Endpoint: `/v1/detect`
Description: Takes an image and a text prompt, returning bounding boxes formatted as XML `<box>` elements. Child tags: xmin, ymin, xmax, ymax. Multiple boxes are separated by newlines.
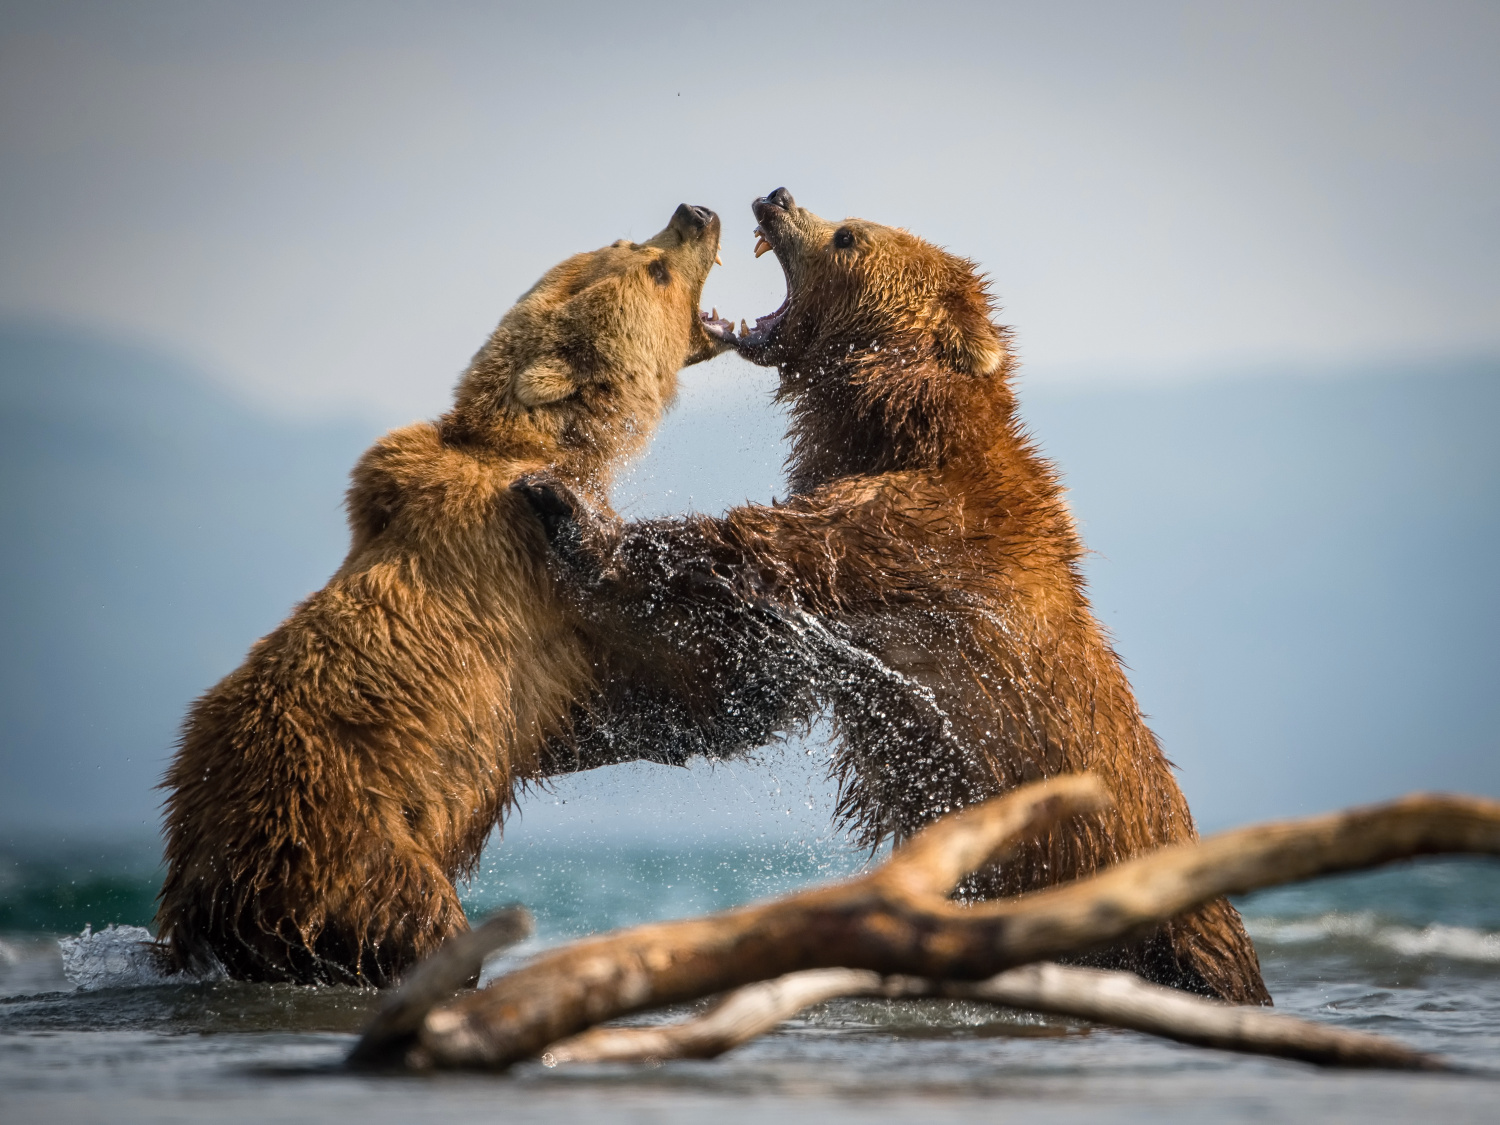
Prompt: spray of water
<box><xmin>58</xmin><ymin>924</ymin><xmax>222</xmax><ymax>990</ymax></box>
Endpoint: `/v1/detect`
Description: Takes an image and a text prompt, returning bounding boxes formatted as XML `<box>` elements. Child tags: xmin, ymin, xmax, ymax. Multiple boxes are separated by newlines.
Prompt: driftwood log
<box><xmin>351</xmin><ymin>776</ymin><xmax>1500</xmax><ymax>1071</ymax></box>
<box><xmin>540</xmin><ymin>963</ymin><xmax>1444</xmax><ymax>1071</ymax></box>
<box><xmin>352</xmin><ymin>906</ymin><xmax>532</xmax><ymax>1058</ymax></box>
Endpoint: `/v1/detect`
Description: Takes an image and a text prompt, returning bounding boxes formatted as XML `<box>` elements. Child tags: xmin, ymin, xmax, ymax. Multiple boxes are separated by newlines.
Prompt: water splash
<box><xmin>58</xmin><ymin>924</ymin><xmax>220</xmax><ymax>990</ymax></box>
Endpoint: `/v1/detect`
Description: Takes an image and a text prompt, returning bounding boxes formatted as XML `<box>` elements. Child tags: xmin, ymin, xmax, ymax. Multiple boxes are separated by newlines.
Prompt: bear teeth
<box><xmin>754</xmin><ymin>236</ymin><xmax>772</xmax><ymax>259</ymax></box>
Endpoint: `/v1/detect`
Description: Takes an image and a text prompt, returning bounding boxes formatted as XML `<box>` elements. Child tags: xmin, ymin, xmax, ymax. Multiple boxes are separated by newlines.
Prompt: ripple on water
<box><xmin>2</xmin><ymin>849</ymin><xmax>1500</xmax><ymax>1122</ymax></box>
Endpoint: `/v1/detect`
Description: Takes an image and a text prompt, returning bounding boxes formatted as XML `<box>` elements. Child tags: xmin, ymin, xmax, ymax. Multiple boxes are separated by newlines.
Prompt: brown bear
<box><xmin>156</xmin><ymin>203</ymin><xmax>728</xmax><ymax>986</ymax></box>
<box><xmin>518</xmin><ymin>188</ymin><xmax>1271</xmax><ymax>1004</ymax></box>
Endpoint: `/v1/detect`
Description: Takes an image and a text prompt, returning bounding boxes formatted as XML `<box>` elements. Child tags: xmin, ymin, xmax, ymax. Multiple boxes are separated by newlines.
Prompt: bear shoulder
<box><xmin>345</xmin><ymin>423</ymin><xmax>512</xmax><ymax>552</ymax></box>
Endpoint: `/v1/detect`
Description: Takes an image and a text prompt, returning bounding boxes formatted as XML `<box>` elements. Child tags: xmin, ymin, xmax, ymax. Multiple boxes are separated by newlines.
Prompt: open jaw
<box><xmin>699</xmin><ymin>288</ymin><xmax>788</xmax><ymax>352</ymax></box>
<box><xmin>699</xmin><ymin>214</ymin><xmax>793</xmax><ymax>353</ymax></box>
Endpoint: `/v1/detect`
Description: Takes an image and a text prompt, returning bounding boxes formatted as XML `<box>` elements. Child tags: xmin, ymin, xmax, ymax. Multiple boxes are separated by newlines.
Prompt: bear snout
<box><xmin>670</xmin><ymin>203</ymin><xmax>717</xmax><ymax>237</ymax></box>
<box><xmin>755</xmin><ymin>187</ymin><xmax>796</xmax><ymax>216</ymax></box>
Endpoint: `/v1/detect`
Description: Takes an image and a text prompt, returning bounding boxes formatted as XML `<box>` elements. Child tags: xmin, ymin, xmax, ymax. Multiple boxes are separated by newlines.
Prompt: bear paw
<box><xmin>511</xmin><ymin>473</ymin><xmax>609</xmax><ymax>580</ymax></box>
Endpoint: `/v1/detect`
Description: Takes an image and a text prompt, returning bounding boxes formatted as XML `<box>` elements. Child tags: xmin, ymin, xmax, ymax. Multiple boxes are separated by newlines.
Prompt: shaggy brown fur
<box><xmin>156</xmin><ymin>204</ymin><xmax>726</xmax><ymax>986</ymax></box>
<box><xmin>521</xmin><ymin>189</ymin><xmax>1270</xmax><ymax>1004</ymax></box>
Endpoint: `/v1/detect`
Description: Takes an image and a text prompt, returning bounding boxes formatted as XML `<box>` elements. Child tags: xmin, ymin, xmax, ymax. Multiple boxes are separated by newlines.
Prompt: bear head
<box><xmin>444</xmin><ymin>203</ymin><xmax>727</xmax><ymax>482</ymax></box>
<box><xmin>708</xmin><ymin>187</ymin><xmax>1007</xmax><ymax>382</ymax></box>
<box><xmin>706</xmin><ymin>188</ymin><xmax>1012</xmax><ymax>487</ymax></box>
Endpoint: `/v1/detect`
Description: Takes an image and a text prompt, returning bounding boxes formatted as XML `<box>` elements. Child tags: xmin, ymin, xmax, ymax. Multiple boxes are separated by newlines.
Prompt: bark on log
<box><xmin>349</xmin><ymin>906</ymin><xmax>531</xmax><ymax>1065</ymax></box>
<box><xmin>935</xmin><ymin>964</ymin><xmax>1446</xmax><ymax>1070</ymax></box>
<box><xmin>541</xmin><ymin>968</ymin><xmax>885</xmax><ymax>1065</ymax></box>
<box><xmin>541</xmin><ymin>963</ymin><xmax>1447</xmax><ymax>1071</ymax></box>
<box><xmin>358</xmin><ymin>774</ymin><xmax>1106</xmax><ymax>1068</ymax></box>
<box><xmin>355</xmin><ymin>779</ymin><xmax>1500</xmax><ymax>1071</ymax></box>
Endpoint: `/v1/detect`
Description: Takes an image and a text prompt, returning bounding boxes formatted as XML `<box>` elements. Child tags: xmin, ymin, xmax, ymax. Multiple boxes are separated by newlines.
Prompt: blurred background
<box><xmin>1</xmin><ymin>2</ymin><xmax>1496</xmax><ymax>927</ymax></box>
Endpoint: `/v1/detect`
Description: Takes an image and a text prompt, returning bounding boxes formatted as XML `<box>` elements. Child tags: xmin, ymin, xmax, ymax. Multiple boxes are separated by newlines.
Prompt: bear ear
<box><xmin>513</xmin><ymin>357</ymin><xmax>580</xmax><ymax>407</ymax></box>
<box><xmin>931</xmin><ymin>291</ymin><xmax>1007</xmax><ymax>377</ymax></box>
<box><xmin>512</xmin><ymin>274</ymin><xmax>629</xmax><ymax>409</ymax></box>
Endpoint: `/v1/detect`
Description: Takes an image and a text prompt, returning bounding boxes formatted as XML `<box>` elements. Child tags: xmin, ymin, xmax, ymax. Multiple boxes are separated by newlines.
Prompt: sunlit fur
<box><xmin>156</xmin><ymin>206</ymin><xmax>724</xmax><ymax>986</ymax></box>
<box><xmin>554</xmin><ymin>192</ymin><xmax>1270</xmax><ymax>1004</ymax></box>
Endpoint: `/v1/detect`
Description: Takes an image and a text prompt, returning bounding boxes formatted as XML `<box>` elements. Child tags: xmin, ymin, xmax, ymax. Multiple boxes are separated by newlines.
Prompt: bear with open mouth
<box><xmin>518</xmin><ymin>188</ymin><xmax>1270</xmax><ymax>1004</ymax></box>
<box><xmin>157</xmin><ymin>204</ymin><xmax>731</xmax><ymax>986</ymax></box>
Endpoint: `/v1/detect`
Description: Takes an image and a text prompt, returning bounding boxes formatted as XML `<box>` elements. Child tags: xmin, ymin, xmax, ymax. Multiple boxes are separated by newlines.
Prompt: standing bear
<box><xmin>157</xmin><ymin>203</ymin><xmax>727</xmax><ymax>986</ymax></box>
<box><xmin>519</xmin><ymin>189</ymin><xmax>1270</xmax><ymax>1004</ymax></box>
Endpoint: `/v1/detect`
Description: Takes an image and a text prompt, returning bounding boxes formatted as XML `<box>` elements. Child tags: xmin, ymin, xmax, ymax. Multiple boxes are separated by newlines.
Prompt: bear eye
<box><xmin>833</xmin><ymin>227</ymin><xmax>856</xmax><ymax>250</ymax></box>
<box><xmin>647</xmin><ymin>259</ymin><xmax>671</xmax><ymax>287</ymax></box>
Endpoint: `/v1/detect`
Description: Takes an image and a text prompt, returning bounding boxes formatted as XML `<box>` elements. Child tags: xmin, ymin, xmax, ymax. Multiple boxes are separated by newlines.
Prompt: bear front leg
<box><xmin>513</xmin><ymin>473</ymin><xmax>752</xmax><ymax>607</ymax></box>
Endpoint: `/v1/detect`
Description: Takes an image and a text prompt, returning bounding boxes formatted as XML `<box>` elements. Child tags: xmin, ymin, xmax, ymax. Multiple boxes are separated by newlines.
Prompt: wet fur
<box><xmin>535</xmin><ymin>193</ymin><xmax>1270</xmax><ymax>1004</ymax></box>
<box><xmin>156</xmin><ymin>207</ymin><xmax>724</xmax><ymax>985</ymax></box>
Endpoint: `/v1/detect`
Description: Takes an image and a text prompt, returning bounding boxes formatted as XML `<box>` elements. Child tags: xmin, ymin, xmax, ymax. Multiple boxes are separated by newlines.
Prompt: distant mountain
<box><xmin>1</xmin><ymin>322</ymin><xmax>1496</xmax><ymax>837</ymax></box>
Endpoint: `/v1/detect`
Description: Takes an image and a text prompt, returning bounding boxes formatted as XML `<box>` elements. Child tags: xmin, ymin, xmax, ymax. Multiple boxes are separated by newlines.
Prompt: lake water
<box><xmin>3</xmin><ymin>831</ymin><xmax>1499</xmax><ymax>1124</ymax></box>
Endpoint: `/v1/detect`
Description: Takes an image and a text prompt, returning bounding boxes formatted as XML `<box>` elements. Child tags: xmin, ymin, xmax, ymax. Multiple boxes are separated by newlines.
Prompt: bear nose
<box><xmin>764</xmin><ymin>187</ymin><xmax>795</xmax><ymax>212</ymax></box>
<box><xmin>671</xmin><ymin>203</ymin><xmax>715</xmax><ymax>233</ymax></box>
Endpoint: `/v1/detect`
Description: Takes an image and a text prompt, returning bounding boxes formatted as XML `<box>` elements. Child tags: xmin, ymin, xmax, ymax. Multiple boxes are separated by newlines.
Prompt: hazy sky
<box><xmin>2</xmin><ymin>3</ymin><xmax>1498</xmax><ymax>841</ymax></box>
<box><xmin>3</xmin><ymin>1</ymin><xmax>1497</xmax><ymax>421</ymax></box>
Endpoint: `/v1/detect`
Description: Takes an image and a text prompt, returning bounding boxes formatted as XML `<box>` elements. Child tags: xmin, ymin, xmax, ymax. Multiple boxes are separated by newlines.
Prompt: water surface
<box><xmin>2</xmin><ymin>836</ymin><xmax>1497</xmax><ymax>1123</ymax></box>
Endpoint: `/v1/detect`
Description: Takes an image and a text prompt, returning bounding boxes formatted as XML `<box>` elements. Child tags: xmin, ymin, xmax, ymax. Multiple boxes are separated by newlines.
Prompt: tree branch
<box><xmin>350</xmin><ymin>906</ymin><xmax>532</xmax><ymax>1066</ymax></box>
<box><xmin>354</xmin><ymin>782</ymin><xmax>1500</xmax><ymax>1071</ymax></box>
<box><xmin>378</xmin><ymin>775</ymin><xmax>1106</xmax><ymax>1069</ymax></box>
<box><xmin>541</xmin><ymin>968</ymin><xmax>885</xmax><ymax>1065</ymax></box>
<box><xmin>937</xmin><ymin>964</ymin><xmax>1445</xmax><ymax>1070</ymax></box>
<box><xmin>541</xmin><ymin>962</ymin><xmax>1447</xmax><ymax>1071</ymax></box>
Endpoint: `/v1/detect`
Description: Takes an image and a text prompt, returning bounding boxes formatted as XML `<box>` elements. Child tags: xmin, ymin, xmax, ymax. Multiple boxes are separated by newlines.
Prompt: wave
<box><xmin>57</xmin><ymin>924</ymin><xmax>221</xmax><ymax>990</ymax></box>
<box><xmin>1247</xmin><ymin>911</ymin><xmax>1500</xmax><ymax>963</ymax></box>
